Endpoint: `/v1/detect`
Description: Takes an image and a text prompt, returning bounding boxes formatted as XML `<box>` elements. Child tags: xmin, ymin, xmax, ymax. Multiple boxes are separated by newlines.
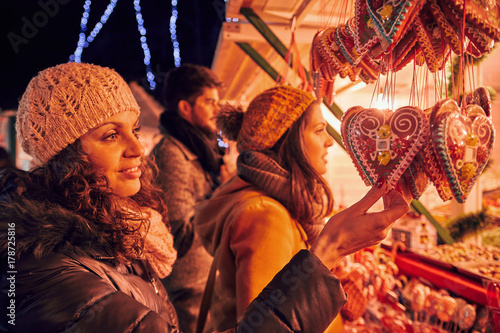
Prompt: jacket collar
<box><xmin>0</xmin><ymin>193</ymin><xmax>114</xmax><ymax>260</ymax></box>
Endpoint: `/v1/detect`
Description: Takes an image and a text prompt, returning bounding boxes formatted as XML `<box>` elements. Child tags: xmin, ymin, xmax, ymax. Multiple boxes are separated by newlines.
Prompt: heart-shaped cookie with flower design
<box><xmin>431</xmin><ymin>98</ymin><xmax>495</xmax><ymax>203</ymax></box>
<box><xmin>343</xmin><ymin>106</ymin><xmax>428</xmax><ymax>189</ymax></box>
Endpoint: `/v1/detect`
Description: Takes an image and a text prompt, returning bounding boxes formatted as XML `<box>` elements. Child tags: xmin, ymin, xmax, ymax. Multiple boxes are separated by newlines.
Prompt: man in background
<box><xmin>150</xmin><ymin>64</ymin><xmax>234</xmax><ymax>333</ymax></box>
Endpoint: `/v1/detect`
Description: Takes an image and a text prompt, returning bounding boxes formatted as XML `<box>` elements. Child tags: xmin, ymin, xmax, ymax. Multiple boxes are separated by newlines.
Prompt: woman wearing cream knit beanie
<box><xmin>0</xmin><ymin>62</ymin><xmax>182</xmax><ymax>331</ymax></box>
<box><xmin>16</xmin><ymin>62</ymin><xmax>140</xmax><ymax>168</ymax></box>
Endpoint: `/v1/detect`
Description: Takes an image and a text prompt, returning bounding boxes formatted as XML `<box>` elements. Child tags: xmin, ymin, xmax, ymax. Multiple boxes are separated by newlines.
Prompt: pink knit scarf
<box><xmin>139</xmin><ymin>208</ymin><xmax>177</xmax><ymax>279</ymax></box>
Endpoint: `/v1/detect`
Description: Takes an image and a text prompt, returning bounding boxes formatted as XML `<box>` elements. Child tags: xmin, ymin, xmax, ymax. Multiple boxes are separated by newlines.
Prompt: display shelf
<box><xmin>391</xmin><ymin>249</ymin><xmax>490</xmax><ymax>306</ymax></box>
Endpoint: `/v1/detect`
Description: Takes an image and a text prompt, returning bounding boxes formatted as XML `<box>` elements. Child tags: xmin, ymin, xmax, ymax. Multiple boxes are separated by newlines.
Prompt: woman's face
<box><xmin>303</xmin><ymin>103</ymin><xmax>334</xmax><ymax>175</ymax></box>
<box><xmin>80</xmin><ymin>111</ymin><xmax>145</xmax><ymax>197</ymax></box>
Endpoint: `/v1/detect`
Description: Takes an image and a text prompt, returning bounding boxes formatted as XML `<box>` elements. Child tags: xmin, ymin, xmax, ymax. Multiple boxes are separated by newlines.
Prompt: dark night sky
<box><xmin>1</xmin><ymin>0</ymin><xmax>225</xmax><ymax>110</ymax></box>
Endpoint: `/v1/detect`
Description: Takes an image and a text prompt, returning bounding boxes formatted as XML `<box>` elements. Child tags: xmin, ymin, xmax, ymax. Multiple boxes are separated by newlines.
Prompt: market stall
<box><xmin>211</xmin><ymin>0</ymin><xmax>500</xmax><ymax>331</ymax></box>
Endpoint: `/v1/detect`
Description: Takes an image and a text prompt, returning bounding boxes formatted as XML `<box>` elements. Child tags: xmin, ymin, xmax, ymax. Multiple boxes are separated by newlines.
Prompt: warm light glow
<box><xmin>320</xmin><ymin>103</ymin><xmax>341</xmax><ymax>134</ymax></box>
<box><xmin>374</xmin><ymin>93</ymin><xmax>399</xmax><ymax>110</ymax></box>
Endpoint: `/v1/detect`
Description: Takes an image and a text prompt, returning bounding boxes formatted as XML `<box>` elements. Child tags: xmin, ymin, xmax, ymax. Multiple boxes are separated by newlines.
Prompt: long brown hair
<box><xmin>273</xmin><ymin>102</ymin><xmax>334</xmax><ymax>223</ymax></box>
<box><xmin>3</xmin><ymin>141</ymin><xmax>167</xmax><ymax>263</ymax></box>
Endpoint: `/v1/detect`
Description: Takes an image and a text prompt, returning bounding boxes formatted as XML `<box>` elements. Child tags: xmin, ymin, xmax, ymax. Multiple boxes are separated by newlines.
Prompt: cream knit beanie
<box><xmin>16</xmin><ymin>62</ymin><xmax>140</xmax><ymax>167</ymax></box>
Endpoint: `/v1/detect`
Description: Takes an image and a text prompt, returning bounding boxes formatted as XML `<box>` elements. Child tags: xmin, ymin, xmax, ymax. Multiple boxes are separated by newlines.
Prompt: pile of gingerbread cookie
<box><xmin>311</xmin><ymin>0</ymin><xmax>500</xmax><ymax>102</ymax></box>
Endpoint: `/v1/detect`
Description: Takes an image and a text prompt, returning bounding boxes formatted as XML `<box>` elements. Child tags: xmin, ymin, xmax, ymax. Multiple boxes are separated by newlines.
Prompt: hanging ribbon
<box><xmin>277</xmin><ymin>16</ymin><xmax>313</xmax><ymax>92</ymax></box>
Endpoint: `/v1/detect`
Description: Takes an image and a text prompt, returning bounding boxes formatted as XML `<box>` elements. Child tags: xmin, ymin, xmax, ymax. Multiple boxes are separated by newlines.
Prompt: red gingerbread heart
<box><xmin>417</xmin><ymin>104</ymin><xmax>454</xmax><ymax>201</ymax></box>
<box><xmin>429</xmin><ymin>0</ymin><xmax>462</xmax><ymax>55</ymax></box>
<box><xmin>343</xmin><ymin>106</ymin><xmax>428</xmax><ymax>189</ymax></box>
<box><xmin>431</xmin><ymin>99</ymin><xmax>495</xmax><ymax>203</ymax></box>
<box><xmin>413</xmin><ymin>2</ymin><xmax>451</xmax><ymax>72</ymax></box>
<box><xmin>447</xmin><ymin>0</ymin><xmax>500</xmax><ymax>41</ymax></box>
<box><xmin>341</xmin><ymin>106</ymin><xmax>372</xmax><ymax>186</ymax></box>
<box><xmin>402</xmin><ymin>158</ymin><xmax>430</xmax><ymax>200</ymax></box>
<box><xmin>353</xmin><ymin>0</ymin><xmax>381</xmax><ymax>57</ymax></box>
<box><xmin>438</xmin><ymin>0</ymin><xmax>495</xmax><ymax>57</ymax></box>
<box><xmin>366</xmin><ymin>0</ymin><xmax>426</xmax><ymax>52</ymax></box>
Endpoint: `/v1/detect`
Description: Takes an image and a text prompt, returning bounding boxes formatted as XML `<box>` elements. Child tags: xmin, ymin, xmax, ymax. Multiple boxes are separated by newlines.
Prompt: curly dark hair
<box><xmin>273</xmin><ymin>102</ymin><xmax>334</xmax><ymax>223</ymax></box>
<box><xmin>3</xmin><ymin>140</ymin><xmax>167</xmax><ymax>263</ymax></box>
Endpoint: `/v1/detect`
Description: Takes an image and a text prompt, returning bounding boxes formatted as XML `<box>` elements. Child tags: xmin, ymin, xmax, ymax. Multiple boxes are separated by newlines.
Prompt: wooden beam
<box><xmin>240</xmin><ymin>7</ymin><xmax>348</xmax><ymax>121</ymax></box>
<box><xmin>240</xmin><ymin>7</ymin><xmax>289</xmax><ymax>60</ymax></box>
<box><xmin>236</xmin><ymin>42</ymin><xmax>280</xmax><ymax>81</ymax></box>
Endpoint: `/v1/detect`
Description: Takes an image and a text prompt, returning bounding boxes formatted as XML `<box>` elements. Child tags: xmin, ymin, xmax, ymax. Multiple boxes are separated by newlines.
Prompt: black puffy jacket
<box><xmin>0</xmin><ymin>185</ymin><xmax>346</xmax><ymax>332</ymax></box>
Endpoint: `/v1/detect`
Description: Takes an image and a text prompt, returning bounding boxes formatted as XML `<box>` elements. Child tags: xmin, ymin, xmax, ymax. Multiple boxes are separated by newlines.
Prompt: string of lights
<box><xmin>133</xmin><ymin>0</ymin><xmax>156</xmax><ymax>90</ymax></box>
<box><xmin>170</xmin><ymin>0</ymin><xmax>181</xmax><ymax>67</ymax></box>
<box><xmin>69</xmin><ymin>0</ymin><xmax>118</xmax><ymax>63</ymax></box>
<box><xmin>69</xmin><ymin>0</ymin><xmax>156</xmax><ymax>90</ymax></box>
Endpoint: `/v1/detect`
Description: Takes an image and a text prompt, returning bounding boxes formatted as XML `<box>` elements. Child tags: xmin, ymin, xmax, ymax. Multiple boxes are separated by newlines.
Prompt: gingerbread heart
<box><xmin>353</xmin><ymin>0</ymin><xmax>382</xmax><ymax>56</ymax></box>
<box><xmin>366</xmin><ymin>0</ymin><xmax>426</xmax><ymax>51</ymax></box>
<box><xmin>428</xmin><ymin>0</ymin><xmax>463</xmax><ymax>55</ymax></box>
<box><xmin>417</xmin><ymin>105</ymin><xmax>454</xmax><ymax>201</ymax></box>
<box><xmin>391</xmin><ymin>29</ymin><xmax>421</xmax><ymax>71</ymax></box>
<box><xmin>438</xmin><ymin>0</ymin><xmax>495</xmax><ymax>57</ymax></box>
<box><xmin>473</xmin><ymin>87</ymin><xmax>492</xmax><ymax>117</ymax></box>
<box><xmin>413</xmin><ymin>2</ymin><xmax>451</xmax><ymax>72</ymax></box>
<box><xmin>431</xmin><ymin>99</ymin><xmax>495</xmax><ymax>203</ymax></box>
<box><xmin>344</xmin><ymin>106</ymin><xmax>428</xmax><ymax>188</ymax></box>
<box><xmin>341</xmin><ymin>106</ymin><xmax>372</xmax><ymax>186</ymax></box>
<box><xmin>447</xmin><ymin>0</ymin><xmax>500</xmax><ymax>41</ymax></box>
<box><xmin>402</xmin><ymin>158</ymin><xmax>430</xmax><ymax>200</ymax></box>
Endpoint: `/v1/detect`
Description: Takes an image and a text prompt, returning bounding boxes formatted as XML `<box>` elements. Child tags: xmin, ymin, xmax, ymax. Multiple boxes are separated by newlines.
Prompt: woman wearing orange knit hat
<box><xmin>194</xmin><ymin>85</ymin><xmax>411</xmax><ymax>333</ymax></box>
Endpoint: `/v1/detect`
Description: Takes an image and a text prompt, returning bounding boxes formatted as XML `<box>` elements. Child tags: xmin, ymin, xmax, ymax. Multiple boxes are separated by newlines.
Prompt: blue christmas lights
<box><xmin>69</xmin><ymin>0</ymin><xmax>118</xmax><ymax>63</ymax></box>
<box><xmin>170</xmin><ymin>0</ymin><xmax>181</xmax><ymax>67</ymax></box>
<box><xmin>133</xmin><ymin>0</ymin><xmax>155</xmax><ymax>90</ymax></box>
<box><xmin>69</xmin><ymin>0</ymin><xmax>156</xmax><ymax>90</ymax></box>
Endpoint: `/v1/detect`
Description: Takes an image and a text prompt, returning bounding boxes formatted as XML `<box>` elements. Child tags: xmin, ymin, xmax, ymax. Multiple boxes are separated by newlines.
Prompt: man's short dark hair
<box><xmin>162</xmin><ymin>64</ymin><xmax>221</xmax><ymax>114</ymax></box>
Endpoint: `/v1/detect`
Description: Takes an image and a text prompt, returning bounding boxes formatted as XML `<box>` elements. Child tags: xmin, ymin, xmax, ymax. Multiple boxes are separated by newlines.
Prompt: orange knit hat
<box><xmin>217</xmin><ymin>85</ymin><xmax>315</xmax><ymax>152</ymax></box>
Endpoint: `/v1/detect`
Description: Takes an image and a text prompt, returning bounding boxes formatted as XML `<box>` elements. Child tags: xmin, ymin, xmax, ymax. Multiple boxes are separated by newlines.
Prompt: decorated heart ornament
<box><xmin>429</xmin><ymin>0</ymin><xmax>463</xmax><ymax>54</ymax></box>
<box><xmin>402</xmin><ymin>158</ymin><xmax>430</xmax><ymax>200</ymax></box>
<box><xmin>439</xmin><ymin>0</ymin><xmax>495</xmax><ymax>57</ymax></box>
<box><xmin>391</xmin><ymin>29</ymin><xmax>421</xmax><ymax>71</ymax></box>
<box><xmin>366</xmin><ymin>0</ymin><xmax>426</xmax><ymax>51</ymax></box>
<box><xmin>472</xmin><ymin>86</ymin><xmax>492</xmax><ymax>117</ymax></box>
<box><xmin>343</xmin><ymin>106</ymin><xmax>428</xmax><ymax>189</ymax></box>
<box><xmin>353</xmin><ymin>0</ymin><xmax>381</xmax><ymax>56</ymax></box>
<box><xmin>447</xmin><ymin>0</ymin><xmax>500</xmax><ymax>41</ymax></box>
<box><xmin>431</xmin><ymin>99</ymin><xmax>495</xmax><ymax>203</ymax></box>
<box><xmin>417</xmin><ymin>105</ymin><xmax>454</xmax><ymax>201</ymax></box>
<box><xmin>413</xmin><ymin>2</ymin><xmax>451</xmax><ymax>72</ymax></box>
<box><xmin>341</xmin><ymin>106</ymin><xmax>372</xmax><ymax>186</ymax></box>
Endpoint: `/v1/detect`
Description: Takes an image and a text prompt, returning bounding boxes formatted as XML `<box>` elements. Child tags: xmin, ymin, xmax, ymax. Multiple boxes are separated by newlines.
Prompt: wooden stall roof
<box><xmin>211</xmin><ymin>0</ymin><xmax>500</xmax><ymax>106</ymax></box>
